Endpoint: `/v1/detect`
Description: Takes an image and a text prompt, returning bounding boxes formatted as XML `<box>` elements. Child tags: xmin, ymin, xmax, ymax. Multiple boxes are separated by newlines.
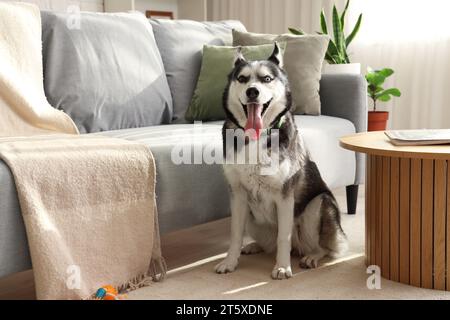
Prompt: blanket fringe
<box><xmin>86</xmin><ymin>257</ymin><xmax>167</xmax><ymax>300</ymax></box>
<box><xmin>118</xmin><ymin>256</ymin><xmax>167</xmax><ymax>294</ymax></box>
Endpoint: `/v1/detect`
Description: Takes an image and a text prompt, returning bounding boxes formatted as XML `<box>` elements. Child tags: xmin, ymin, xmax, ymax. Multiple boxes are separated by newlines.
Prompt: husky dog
<box><xmin>215</xmin><ymin>43</ymin><xmax>348</xmax><ymax>280</ymax></box>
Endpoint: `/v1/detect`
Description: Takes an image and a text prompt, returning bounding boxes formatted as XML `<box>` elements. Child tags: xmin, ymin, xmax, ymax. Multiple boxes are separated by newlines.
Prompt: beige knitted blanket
<box><xmin>0</xmin><ymin>3</ymin><xmax>165</xmax><ymax>299</ymax></box>
<box><xmin>0</xmin><ymin>135</ymin><xmax>165</xmax><ymax>300</ymax></box>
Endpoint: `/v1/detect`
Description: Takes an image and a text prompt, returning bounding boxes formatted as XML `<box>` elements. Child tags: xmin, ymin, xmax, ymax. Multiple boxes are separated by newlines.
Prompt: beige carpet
<box><xmin>129</xmin><ymin>191</ymin><xmax>450</xmax><ymax>300</ymax></box>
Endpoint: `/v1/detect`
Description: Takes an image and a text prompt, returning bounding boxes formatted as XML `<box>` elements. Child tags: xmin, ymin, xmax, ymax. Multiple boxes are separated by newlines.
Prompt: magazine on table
<box><xmin>385</xmin><ymin>129</ymin><xmax>450</xmax><ymax>146</ymax></box>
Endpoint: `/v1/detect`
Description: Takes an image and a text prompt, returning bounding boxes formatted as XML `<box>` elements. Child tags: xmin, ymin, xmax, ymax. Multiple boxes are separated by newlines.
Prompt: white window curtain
<box><xmin>208</xmin><ymin>0</ymin><xmax>339</xmax><ymax>35</ymax></box>
<box><xmin>208</xmin><ymin>0</ymin><xmax>450</xmax><ymax>130</ymax></box>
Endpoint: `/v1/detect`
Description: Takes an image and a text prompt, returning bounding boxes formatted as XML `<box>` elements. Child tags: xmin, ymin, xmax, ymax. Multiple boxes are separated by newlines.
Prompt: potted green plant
<box><xmin>366</xmin><ymin>67</ymin><xmax>401</xmax><ymax>131</ymax></box>
<box><xmin>289</xmin><ymin>0</ymin><xmax>363</xmax><ymax>74</ymax></box>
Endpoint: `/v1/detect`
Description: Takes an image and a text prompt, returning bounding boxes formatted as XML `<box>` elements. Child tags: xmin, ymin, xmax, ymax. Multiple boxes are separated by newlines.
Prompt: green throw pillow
<box><xmin>185</xmin><ymin>43</ymin><xmax>285</xmax><ymax>122</ymax></box>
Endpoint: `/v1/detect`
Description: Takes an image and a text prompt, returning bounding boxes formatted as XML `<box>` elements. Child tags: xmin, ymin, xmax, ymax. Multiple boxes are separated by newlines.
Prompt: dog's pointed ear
<box><xmin>233</xmin><ymin>47</ymin><xmax>246</xmax><ymax>67</ymax></box>
<box><xmin>268</xmin><ymin>42</ymin><xmax>283</xmax><ymax>68</ymax></box>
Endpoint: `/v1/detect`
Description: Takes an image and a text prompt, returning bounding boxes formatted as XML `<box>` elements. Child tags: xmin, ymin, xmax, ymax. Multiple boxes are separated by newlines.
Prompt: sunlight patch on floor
<box><xmin>220</xmin><ymin>253</ymin><xmax>365</xmax><ymax>296</ymax></box>
<box><xmin>321</xmin><ymin>253</ymin><xmax>365</xmax><ymax>268</ymax></box>
<box><xmin>223</xmin><ymin>282</ymin><xmax>269</xmax><ymax>295</ymax></box>
<box><xmin>168</xmin><ymin>253</ymin><xmax>227</xmax><ymax>275</ymax></box>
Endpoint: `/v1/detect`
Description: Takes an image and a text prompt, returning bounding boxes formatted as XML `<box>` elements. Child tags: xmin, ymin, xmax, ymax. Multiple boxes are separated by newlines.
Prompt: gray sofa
<box><xmin>0</xmin><ymin>16</ymin><xmax>367</xmax><ymax>279</ymax></box>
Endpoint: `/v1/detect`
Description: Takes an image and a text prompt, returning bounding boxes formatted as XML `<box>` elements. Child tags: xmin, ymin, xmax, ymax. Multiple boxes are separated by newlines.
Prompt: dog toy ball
<box><xmin>94</xmin><ymin>285</ymin><xmax>119</xmax><ymax>300</ymax></box>
<box><xmin>94</xmin><ymin>287</ymin><xmax>107</xmax><ymax>300</ymax></box>
<box><xmin>103</xmin><ymin>285</ymin><xmax>118</xmax><ymax>295</ymax></box>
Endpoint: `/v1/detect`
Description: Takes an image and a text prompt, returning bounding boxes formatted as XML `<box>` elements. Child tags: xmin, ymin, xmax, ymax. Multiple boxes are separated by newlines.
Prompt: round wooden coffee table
<box><xmin>340</xmin><ymin>131</ymin><xmax>450</xmax><ymax>291</ymax></box>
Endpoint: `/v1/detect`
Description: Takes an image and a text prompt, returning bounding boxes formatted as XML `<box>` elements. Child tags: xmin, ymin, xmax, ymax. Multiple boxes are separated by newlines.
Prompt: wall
<box><xmin>104</xmin><ymin>0</ymin><xmax>133</xmax><ymax>12</ymax></box>
<box><xmin>0</xmin><ymin>0</ymin><xmax>179</xmax><ymax>15</ymax></box>
<box><xmin>0</xmin><ymin>0</ymin><xmax>103</xmax><ymax>11</ymax></box>
<box><xmin>178</xmin><ymin>0</ymin><xmax>206</xmax><ymax>20</ymax></box>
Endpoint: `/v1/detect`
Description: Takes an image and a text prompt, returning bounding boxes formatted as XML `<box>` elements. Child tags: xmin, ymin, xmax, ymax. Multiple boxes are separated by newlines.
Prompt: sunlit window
<box><xmin>349</xmin><ymin>0</ymin><xmax>450</xmax><ymax>44</ymax></box>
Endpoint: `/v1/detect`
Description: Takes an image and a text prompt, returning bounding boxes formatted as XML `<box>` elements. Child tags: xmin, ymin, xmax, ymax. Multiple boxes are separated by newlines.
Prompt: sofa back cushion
<box><xmin>149</xmin><ymin>19</ymin><xmax>246</xmax><ymax>123</ymax></box>
<box><xmin>42</xmin><ymin>11</ymin><xmax>173</xmax><ymax>133</ymax></box>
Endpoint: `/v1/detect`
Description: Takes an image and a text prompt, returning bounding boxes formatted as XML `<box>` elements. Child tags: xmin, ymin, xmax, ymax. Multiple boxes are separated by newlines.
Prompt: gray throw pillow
<box><xmin>233</xmin><ymin>30</ymin><xmax>329</xmax><ymax>115</ymax></box>
<box><xmin>42</xmin><ymin>11</ymin><xmax>173</xmax><ymax>133</ymax></box>
<box><xmin>149</xmin><ymin>19</ymin><xmax>246</xmax><ymax>123</ymax></box>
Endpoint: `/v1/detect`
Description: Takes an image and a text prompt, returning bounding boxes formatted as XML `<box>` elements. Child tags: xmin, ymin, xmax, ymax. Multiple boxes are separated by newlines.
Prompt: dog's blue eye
<box><xmin>263</xmin><ymin>76</ymin><xmax>273</xmax><ymax>83</ymax></box>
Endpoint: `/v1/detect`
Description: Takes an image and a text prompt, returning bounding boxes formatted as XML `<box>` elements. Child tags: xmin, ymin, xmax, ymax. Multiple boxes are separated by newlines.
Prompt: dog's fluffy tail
<box><xmin>328</xmin><ymin>231</ymin><xmax>349</xmax><ymax>258</ymax></box>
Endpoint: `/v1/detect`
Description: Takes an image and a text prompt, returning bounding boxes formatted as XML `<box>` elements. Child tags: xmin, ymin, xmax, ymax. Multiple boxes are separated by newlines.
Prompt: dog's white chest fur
<box><xmin>223</xmin><ymin>144</ymin><xmax>294</xmax><ymax>225</ymax></box>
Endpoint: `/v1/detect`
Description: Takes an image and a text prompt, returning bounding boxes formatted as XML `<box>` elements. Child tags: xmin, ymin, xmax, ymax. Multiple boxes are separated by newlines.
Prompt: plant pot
<box><xmin>322</xmin><ymin>63</ymin><xmax>361</xmax><ymax>75</ymax></box>
<box><xmin>368</xmin><ymin>111</ymin><xmax>389</xmax><ymax>131</ymax></box>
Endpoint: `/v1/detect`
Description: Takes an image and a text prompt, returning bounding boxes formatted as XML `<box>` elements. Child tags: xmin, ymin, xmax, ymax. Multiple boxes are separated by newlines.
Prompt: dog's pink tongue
<box><xmin>245</xmin><ymin>104</ymin><xmax>263</xmax><ymax>140</ymax></box>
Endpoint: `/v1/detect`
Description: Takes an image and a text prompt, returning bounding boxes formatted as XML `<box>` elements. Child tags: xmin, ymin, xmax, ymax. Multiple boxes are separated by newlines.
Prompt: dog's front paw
<box><xmin>215</xmin><ymin>258</ymin><xmax>238</xmax><ymax>274</ymax></box>
<box><xmin>271</xmin><ymin>266</ymin><xmax>292</xmax><ymax>280</ymax></box>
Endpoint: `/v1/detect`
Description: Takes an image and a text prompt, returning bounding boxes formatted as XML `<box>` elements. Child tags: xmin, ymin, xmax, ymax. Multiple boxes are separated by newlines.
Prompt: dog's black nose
<box><xmin>246</xmin><ymin>87</ymin><xmax>260</xmax><ymax>100</ymax></box>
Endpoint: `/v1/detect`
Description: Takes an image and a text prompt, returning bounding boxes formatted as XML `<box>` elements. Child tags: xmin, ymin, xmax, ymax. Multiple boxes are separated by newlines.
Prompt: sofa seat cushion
<box><xmin>96</xmin><ymin>123</ymin><xmax>229</xmax><ymax>234</ymax></box>
<box><xmin>294</xmin><ymin>116</ymin><xmax>356</xmax><ymax>189</ymax></box>
<box><xmin>0</xmin><ymin>161</ymin><xmax>31</xmax><ymax>278</ymax></box>
<box><xmin>97</xmin><ymin>115</ymin><xmax>356</xmax><ymax>232</ymax></box>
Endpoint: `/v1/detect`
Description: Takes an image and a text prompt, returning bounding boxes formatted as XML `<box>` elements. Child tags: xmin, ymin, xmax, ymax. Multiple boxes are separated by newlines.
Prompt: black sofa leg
<box><xmin>346</xmin><ymin>185</ymin><xmax>359</xmax><ymax>215</ymax></box>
